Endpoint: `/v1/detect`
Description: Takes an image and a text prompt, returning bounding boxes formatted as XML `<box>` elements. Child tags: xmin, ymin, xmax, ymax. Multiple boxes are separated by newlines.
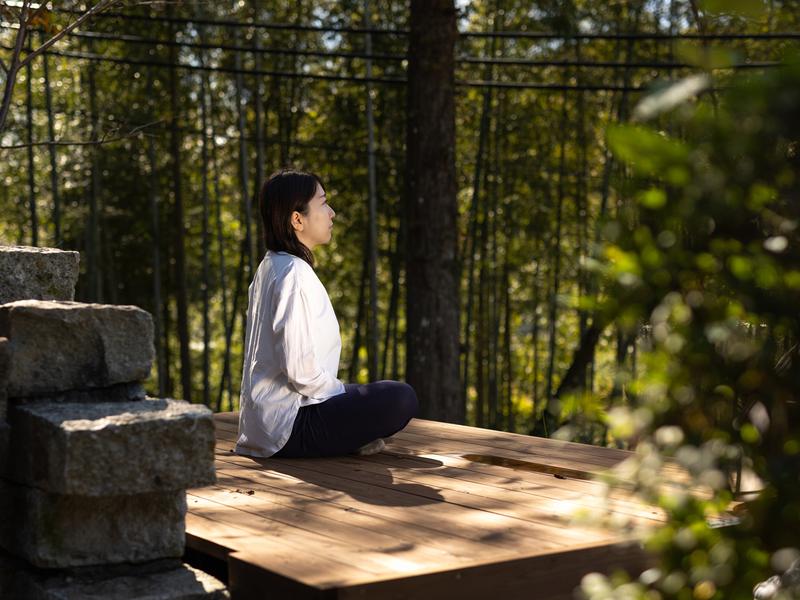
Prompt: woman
<box><xmin>235</xmin><ymin>169</ymin><xmax>418</xmax><ymax>458</ymax></box>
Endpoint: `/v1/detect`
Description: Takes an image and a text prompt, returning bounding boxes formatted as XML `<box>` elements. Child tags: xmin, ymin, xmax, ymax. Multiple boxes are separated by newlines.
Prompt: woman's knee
<box><xmin>392</xmin><ymin>381</ymin><xmax>418</xmax><ymax>421</ymax></box>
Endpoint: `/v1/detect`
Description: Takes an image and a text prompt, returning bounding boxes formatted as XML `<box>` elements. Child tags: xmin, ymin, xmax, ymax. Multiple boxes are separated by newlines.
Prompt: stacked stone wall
<box><xmin>0</xmin><ymin>245</ymin><xmax>228</xmax><ymax>599</ymax></box>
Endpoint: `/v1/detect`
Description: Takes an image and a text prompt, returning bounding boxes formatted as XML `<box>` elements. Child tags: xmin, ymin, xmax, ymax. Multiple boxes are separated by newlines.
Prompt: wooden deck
<box><xmin>186</xmin><ymin>412</ymin><xmax>661</xmax><ymax>600</ymax></box>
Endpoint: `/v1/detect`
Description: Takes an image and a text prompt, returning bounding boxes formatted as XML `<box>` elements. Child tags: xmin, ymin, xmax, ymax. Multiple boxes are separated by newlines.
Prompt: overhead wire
<box><xmin>3</xmin><ymin>43</ymin><xmax>654</xmax><ymax>92</ymax></box>
<box><xmin>3</xmin><ymin>25</ymin><xmax>781</xmax><ymax>71</ymax></box>
<box><xmin>49</xmin><ymin>6</ymin><xmax>800</xmax><ymax>40</ymax></box>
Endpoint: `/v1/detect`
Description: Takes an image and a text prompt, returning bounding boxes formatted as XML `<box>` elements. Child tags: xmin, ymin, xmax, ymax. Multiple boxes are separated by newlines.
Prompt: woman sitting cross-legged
<box><xmin>235</xmin><ymin>168</ymin><xmax>418</xmax><ymax>458</ymax></box>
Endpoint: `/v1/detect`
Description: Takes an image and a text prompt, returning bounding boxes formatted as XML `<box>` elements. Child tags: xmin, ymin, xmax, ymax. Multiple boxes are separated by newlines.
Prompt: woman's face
<box><xmin>291</xmin><ymin>182</ymin><xmax>336</xmax><ymax>250</ymax></box>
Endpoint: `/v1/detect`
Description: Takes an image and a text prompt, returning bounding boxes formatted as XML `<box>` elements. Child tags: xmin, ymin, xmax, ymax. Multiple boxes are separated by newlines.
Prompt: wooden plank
<box><xmin>194</xmin><ymin>412</ymin><xmax>659</xmax><ymax>599</ymax></box>
<box><xmin>213</xmin><ymin>415</ymin><xmax>628</xmax><ymax>478</ymax></box>
<box><xmin>208</xmin><ymin>447</ymin><xmax>572</xmax><ymax>553</ymax></box>
<box><xmin>227</xmin><ymin>538</ymin><xmax>652</xmax><ymax>600</ymax></box>
<box><xmin>189</xmin><ymin>489</ymin><xmax>649</xmax><ymax>597</ymax></box>
<box><xmin>188</xmin><ymin>481</ymin><xmax>494</xmax><ymax>569</ymax></box>
<box><xmin>185</xmin><ymin>509</ymin><xmax>372</xmax><ymax>588</ymax></box>
<box><xmin>213</xmin><ymin>430</ymin><xmax>638</xmax><ymax>537</ymax></box>
<box><xmin>213</xmin><ymin>415</ymin><xmax>648</xmax><ymax>511</ymax></box>
<box><xmin>189</xmin><ymin>492</ymin><xmax>414</xmax><ymax>579</ymax></box>
<box><xmin>366</xmin><ymin>448</ymin><xmax>665</xmax><ymax>523</ymax></box>
<box><xmin>200</xmin><ymin>461</ymin><xmax>534</xmax><ymax>562</ymax></box>
<box><xmin>212</xmin><ymin>433</ymin><xmax>615</xmax><ymax>548</ymax></box>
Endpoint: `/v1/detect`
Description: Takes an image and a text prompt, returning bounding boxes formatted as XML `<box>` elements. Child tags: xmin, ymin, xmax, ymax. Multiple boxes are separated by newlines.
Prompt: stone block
<box><xmin>0</xmin><ymin>300</ymin><xmax>154</xmax><ymax>398</ymax></box>
<box><xmin>0</xmin><ymin>245</ymin><xmax>80</xmax><ymax>304</ymax></box>
<box><xmin>5</xmin><ymin>561</ymin><xmax>229</xmax><ymax>600</ymax></box>
<box><xmin>0</xmin><ymin>479</ymin><xmax>188</xmax><ymax>568</ymax></box>
<box><xmin>9</xmin><ymin>398</ymin><xmax>215</xmax><ymax>496</ymax></box>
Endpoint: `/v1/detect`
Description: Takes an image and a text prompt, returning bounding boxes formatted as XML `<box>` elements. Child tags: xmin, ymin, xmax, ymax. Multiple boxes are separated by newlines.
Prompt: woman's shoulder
<box><xmin>266</xmin><ymin>251</ymin><xmax>316</xmax><ymax>286</ymax></box>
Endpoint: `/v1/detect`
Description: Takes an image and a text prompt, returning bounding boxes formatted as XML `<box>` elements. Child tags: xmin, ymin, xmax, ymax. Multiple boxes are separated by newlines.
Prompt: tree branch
<box><xmin>16</xmin><ymin>0</ymin><xmax>122</xmax><ymax>70</ymax></box>
<box><xmin>0</xmin><ymin>119</ymin><xmax>161</xmax><ymax>149</ymax></box>
<box><xmin>0</xmin><ymin>0</ymin><xmax>31</xmax><ymax>133</ymax></box>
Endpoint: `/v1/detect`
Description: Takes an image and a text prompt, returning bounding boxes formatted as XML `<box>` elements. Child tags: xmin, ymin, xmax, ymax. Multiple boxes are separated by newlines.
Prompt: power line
<box><xmin>6</xmin><ymin>44</ymin><xmax>652</xmax><ymax>92</ymax></box>
<box><xmin>10</xmin><ymin>26</ymin><xmax>780</xmax><ymax>72</ymax></box>
<box><xmin>51</xmin><ymin>7</ymin><xmax>800</xmax><ymax>41</ymax></box>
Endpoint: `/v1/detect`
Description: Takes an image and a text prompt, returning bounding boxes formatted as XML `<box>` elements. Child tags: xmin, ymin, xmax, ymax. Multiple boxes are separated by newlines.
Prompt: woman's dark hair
<box><xmin>259</xmin><ymin>168</ymin><xmax>323</xmax><ymax>267</ymax></box>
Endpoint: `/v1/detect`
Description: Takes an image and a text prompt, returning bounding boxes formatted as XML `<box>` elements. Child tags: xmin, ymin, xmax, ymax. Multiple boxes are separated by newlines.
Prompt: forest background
<box><xmin>2</xmin><ymin>1</ymin><xmax>800</xmax><ymax>598</ymax></box>
<box><xmin>0</xmin><ymin>0</ymin><xmax>797</xmax><ymax>435</ymax></box>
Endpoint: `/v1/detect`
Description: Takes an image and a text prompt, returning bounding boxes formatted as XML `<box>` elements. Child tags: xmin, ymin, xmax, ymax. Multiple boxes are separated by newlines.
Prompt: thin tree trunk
<box><xmin>475</xmin><ymin>256</ymin><xmax>487</xmax><ymax>428</ymax></box>
<box><xmin>529</xmin><ymin>252</ymin><xmax>541</xmax><ymax>433</ymax></box>
<box><xmin>503</xmin><ymin>261</ymin><xmax>514</xmax><ymax>431</ymax></box>
<box><xmin>349</xmin><ymin>242</ymin><xmax>370</xmax><ymax>382</ymax></box>
<box><xmin>199</xmin><ymin>36</ymin><xmax>212</xmax><ymax>409</ymax></box>
<box><xmin>382</xmin><ymin>224</ymin><xmax>402</xmax><ymax>380</ymax></box>
<box><xmin>488</xmin><ymin>98</ymin><xmax>502</xmax><ymax>430</ymax></box>
<box><xmin>168</xmin><ymin>11</ymin><xmax>192</xmax><ymax>402</ymax></box>
<box><xmin>234</xmin><ymin>23</ymin><xmax>255</xmax><ymax>288</ymax></box>
<box><xmin>0</xmin><ymin>3</ymin><xmax>29</xmax><ymax>136</ymax></box>
<box><xmin>25</xmin><ymin>57</ymin><xmax>37</xmax><ymax>246</ymax></box>
<box><xmin>365</xmin><ymin>0</ymin><xmax>380</xmax><ymax>383</ymax></box>
<box><xmin>146</xmin><ymin>69</ymin><xmax>165</xmax><ymax>398</ymax></box>
<box><xmin>87</xmin><ymin>50</ymin><xmax>101</xmax><ymax>300</ymax></box>
<box><xmin>218</xmin><ymin>244</ymin><xmax>246</xmax><ymax>412</ymax></box>
<box><xmin>211</xmin><ymin>126</ymin><xmax>232</xmax><ymax>410</ymax></box>
<box><xmin>162</xmin><ymin>295</ymin><xmax>173</xmax><ymax>397</ymax></box>
<box><xmin>41</xmin><ymin>32</ymin><xmax>60</xmax><ymax>247</ymax></box>
<box><xmin>251</xmin><ymin>0</ymin><xmax>266</xmax><ymax>258</ymax></box>
<box><xmin>560</xmin><ymin>6</ymin><xmax>642</xmax><ymax>399</ymax></box>
<box><xmin>540</xmin><ymin>88</ymin><xmax>569</xmax><ymax>437</ymax></box>
<box><xmin>461</xmin><ymin>6</ymin><xmax>500</xmax><ymax>405</ymax></box>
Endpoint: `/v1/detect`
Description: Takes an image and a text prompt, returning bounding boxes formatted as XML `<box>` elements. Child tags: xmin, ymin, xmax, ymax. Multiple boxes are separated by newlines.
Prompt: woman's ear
<box><xmin>290</xmin><ymin>211</ymin><xmax>304</xmax><ymax>232</ymax></box>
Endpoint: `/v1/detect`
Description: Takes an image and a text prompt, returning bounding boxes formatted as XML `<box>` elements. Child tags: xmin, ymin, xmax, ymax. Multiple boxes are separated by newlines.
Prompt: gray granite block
<box><xmin>0</xmin><ymin>479</ymin><xmax>188</xmax><ymax>568</ymax></box>
<box><xmin>9</xmin><ymin>398</ymin><xmax>215</xmax><ymax>496</ymax></box>
<box><xmin>0</xmin><ymin>245</ymin><xmax>80</xmax><ymax>304</ymax></box>
<box><xmin>0</xmin><ymin>300</ymin><xmax>154</xmax><ymax>398</ymax></box>
<box><xmin>4</xmin><ymin>561</ymin><xmax>229</xmax><ymax>600</ymax></box>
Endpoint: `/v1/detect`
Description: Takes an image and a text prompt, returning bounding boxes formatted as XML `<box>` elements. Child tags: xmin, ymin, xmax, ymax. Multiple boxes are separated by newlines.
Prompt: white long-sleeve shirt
<box><xmin>235</xmin><ymin>250</ymin><xmax>346</xmax><ymax>457</ymax></box>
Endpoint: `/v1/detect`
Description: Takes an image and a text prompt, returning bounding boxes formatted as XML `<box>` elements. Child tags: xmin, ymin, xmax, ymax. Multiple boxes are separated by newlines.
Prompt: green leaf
<box><xmin>639</xmin><ymin>188</ymin><xmax>667</xmax><ymax>209</ymax></box>
<box><xmin>607</xmin><ymin>125</ymin><xmax>690</xmax><ymax>179</ymax></box>
<box><xmin>698</xmin><ymin>0</ymin><xmax>767</xmax><ymax>18</ymax></box>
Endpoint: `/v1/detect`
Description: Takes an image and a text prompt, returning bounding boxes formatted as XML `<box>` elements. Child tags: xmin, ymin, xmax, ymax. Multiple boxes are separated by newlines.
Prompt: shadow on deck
<box><xmin>185</xmin><ymin>412</ymin><xmax>658</xmax><ymax>600</ymax></box>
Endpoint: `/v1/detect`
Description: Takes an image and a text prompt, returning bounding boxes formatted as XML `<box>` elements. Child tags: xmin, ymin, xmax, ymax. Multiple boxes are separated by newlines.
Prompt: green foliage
<box><xmin>580</xmin><ymin>54</ymin><xmax>800</xmax><ymax>599</ymax></box>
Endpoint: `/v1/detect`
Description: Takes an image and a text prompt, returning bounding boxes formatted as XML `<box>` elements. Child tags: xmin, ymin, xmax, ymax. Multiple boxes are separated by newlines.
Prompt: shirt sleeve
<box><xmin>270</xmin><ymin>270</ymin><xmax>345</xmax><ymax>400</ymax></box>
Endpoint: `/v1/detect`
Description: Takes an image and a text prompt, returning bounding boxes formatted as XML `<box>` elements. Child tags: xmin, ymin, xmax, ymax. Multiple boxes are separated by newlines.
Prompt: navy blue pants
<box><xmin>274</xmin><ymin>380</ymin><xmax>418</xmax><ymax>458</ymax></box>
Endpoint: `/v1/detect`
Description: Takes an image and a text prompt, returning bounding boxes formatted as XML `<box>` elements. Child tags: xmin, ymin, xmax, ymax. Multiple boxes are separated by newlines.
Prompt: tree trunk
<box><xmin>251</xmin><ymin>0</ymin><xmax>266</xmax><ymax>259</ymax></box>
<box><xmin>234</xmin><ymin>23</ymin><xmax>255</xmax><ymax>288</ymax></box>
<box><xmin>349</xmin><ymin>245</ymin><xmax>369</xmax><ymax>382</ymax></box>
<box><xmin>146</xmin><ymin>69</ymin><xmax>165</xmax><ymax>398</ymax></box>
<box><xmin>41</xmin><ymin>32</ymin><xmax>60</xmax><ymax>247</ymax></box>
<box><xmin>365</xmin><ymin>0</ymin><xmax>380</xmax><ymax>382</ymax></box>
<box><xmin>461</xmin><ymin>12</ymin><xmax>499</xmax><ymax>404</ymax></box>
<box><xmin>406</xmin><ymin>0</ymin><xmax>461</xmax><ymax>422</ymax></box>
<box><xmin>25</xmin><ymin>58</ymin><xmax>37</xmax><ymax>247</ymax></box>
<box><xmin>87</xmin><ymin>49</ymin><xmax>101</xmax><ymax>300</ymax></box>
<box><xmin>208</xmin><ymin>82</ymin><xmax>232</xmax><ymax>410</ymax></box>
<box><xmin>540</xmin><ymin>88</ymin><xmax>569</xmax><ymax>437</ymax></box>
<box><xmin>503</xmin><ymin>261</ymin><xmax>514</xmax><ymax>431</ymax></box>
<box><xmin>168</xmin><ymin>12</ymin><xmax>192</xmax><ymax>402</ymax></box>
<box><xmin>200</xmin><ymin>40</ymin><xmax>212</xmax><ymax>409</ymax></box>
<box><xmin>383</xmin><ymin>223</ymin><xmax>402</xmax><ymax>380</ymax></box>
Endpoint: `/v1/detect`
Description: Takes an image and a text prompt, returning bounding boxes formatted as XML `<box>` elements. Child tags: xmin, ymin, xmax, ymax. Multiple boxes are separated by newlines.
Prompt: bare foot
<box><xmin>355</xmin><ymin>438</ymin><xmax>385</xmax><ymax>456</ymax></box>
